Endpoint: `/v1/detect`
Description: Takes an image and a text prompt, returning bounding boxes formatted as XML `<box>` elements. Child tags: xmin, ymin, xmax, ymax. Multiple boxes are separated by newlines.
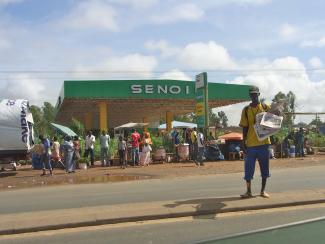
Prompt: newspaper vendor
<box><xmin>239</xmin><ymin>86</ymin><xmax>271</xmax><ymax>198</ymax></box>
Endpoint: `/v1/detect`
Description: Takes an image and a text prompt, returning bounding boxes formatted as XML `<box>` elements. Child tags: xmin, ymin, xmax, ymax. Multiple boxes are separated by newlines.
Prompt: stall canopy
<box><xmin>51</xmin><ymin>123</ymin><xmax>77</xmax><ymax>137</ymax></box>
<box><xmin>159</xmin><ymin>121</ymin><xmax>197</xmax><ymax>129</ymax></box>
<box><xmin>114</xmin><ymin>122</ymin><xmax>149</xmax><ymax>130</ymax></box>
<box><xmin>218</xmin><ymin>132</ymin><xmax>243</xmax><ymax>141</ymax></box>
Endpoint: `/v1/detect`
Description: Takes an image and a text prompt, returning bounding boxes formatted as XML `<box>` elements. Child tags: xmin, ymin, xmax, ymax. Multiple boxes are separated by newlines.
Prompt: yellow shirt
<box><xmin>239</xmin><ymin>103</ymin><xmax>271</xmax><ymax>147</ymax></box>
<box><xmin>190</xmin><ymin>131</ymin><xmax>197</xmax><ymax>144</ymax></box>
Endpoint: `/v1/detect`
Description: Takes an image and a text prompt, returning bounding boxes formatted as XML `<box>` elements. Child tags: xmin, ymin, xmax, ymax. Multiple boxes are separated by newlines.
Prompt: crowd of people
<box><xmin>33</xmin><ymin>134</ymin><xmax>82</xmax><ymax>176</ymax></box>
<box><xmin>31</xmin><ymin>128</ymin><xmax>156</xmax><ymax>176</ymax></box>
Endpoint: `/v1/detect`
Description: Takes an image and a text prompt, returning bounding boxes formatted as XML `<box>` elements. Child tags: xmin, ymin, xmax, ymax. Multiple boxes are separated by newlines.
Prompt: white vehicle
<box><xmin>0</xmin><ymin>99</ymin><xmax>34</xmax><ymax>170</ymax></box>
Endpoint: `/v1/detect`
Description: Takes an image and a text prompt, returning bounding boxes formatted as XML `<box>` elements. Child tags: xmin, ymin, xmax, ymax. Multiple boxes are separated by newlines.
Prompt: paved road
<box><xmin>1</xmin><ymin>165</ymin><xmax>325</xmax><ymax>214</ymax></box>
<box><xmin>1</xmin><ymin>204</ymin><xmax>325</xmax><ymax>244</ymax></box>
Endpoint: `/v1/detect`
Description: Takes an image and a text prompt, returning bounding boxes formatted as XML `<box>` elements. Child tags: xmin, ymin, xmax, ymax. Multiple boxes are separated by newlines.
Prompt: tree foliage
<box><xmin>70</xmin><ymin>117</ymin><xmax>85</xmax><ymax>136</ymax></box>
<box><xmin>30</xmin><ymin>102</ymin><xmax>56</xmax><ymax>137</ymax></box>
<box><xmin>272</xmin><ymin>91</ymin><xmax>296</xmax><ymax>128</ymax></box>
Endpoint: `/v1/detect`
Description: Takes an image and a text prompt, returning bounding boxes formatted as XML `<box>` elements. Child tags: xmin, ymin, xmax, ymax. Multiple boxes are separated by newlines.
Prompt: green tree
<box><xmin>309</xmin><ymin>116</ymin><xmax>325</xmax><ymax>126</ymax></box>
<box><xmin>29</xmin><ymin>102</ymin><xmax>56</xmax><ymax>137</ymax></box>
<box><xmin>209</xmin><ymin>108</ymin><xmax>220</xmax><ymax>126</ymax></box>
<box><xmin>272</xmin><ymin>91</ymin><xmax>296</xmax><ymax>128</ymax></box>
<box><xmin>70</xmin><ymin>117</ymin><xmax>85</xmax><ymax>136</ymax></box>
<box><xmin>218</xmin><ymin>111</ymin><xmax>228</xmax><ymax>128</ymax></box>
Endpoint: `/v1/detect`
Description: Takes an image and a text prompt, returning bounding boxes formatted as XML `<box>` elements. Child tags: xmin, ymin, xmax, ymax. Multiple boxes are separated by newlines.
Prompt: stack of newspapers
<box><xmin>254</xmin><ymin>112</ymin><xmax>283</xmax><ymax>141</ymax></box>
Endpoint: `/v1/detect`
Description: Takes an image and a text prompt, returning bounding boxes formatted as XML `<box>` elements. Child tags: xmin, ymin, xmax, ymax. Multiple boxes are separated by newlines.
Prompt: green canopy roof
<box><xmin>51</xmin><ymin>123</ymin><xmax>77</xmax><ymax>137</ymax></box>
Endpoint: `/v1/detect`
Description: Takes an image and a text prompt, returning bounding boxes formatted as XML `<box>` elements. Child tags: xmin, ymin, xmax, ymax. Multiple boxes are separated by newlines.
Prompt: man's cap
<box><xmin>249</xmin><ymin>85</ymin><xmax>260</xmax><ymax>94</ymax></box>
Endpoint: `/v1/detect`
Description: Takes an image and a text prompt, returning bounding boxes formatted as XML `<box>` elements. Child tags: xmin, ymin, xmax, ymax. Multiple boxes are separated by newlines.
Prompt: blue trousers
<box><xmin>244</xmin><ymin>145</ymin><xmax>270</xmax><ymax>181</ymax></box>
<box><xmin>132</xmin><ymin>147</ymin><xmax>139</xmax><ymax>165</ymax></box>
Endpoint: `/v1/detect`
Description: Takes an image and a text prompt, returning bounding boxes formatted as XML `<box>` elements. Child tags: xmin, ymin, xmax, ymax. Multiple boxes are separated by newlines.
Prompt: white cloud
<box><xmin>309</xmin><ymin>57</ymin><xmax>323</xmax><ymax>69</ymax></box>
<box><xmin>108</xmin><ymin>0</ymin><xmax>157</xmax><ymax>9</ymax></box>
<box><xmin>0</xmin><ymin>38</ymin><xmax>10</xmax><ymax>49</ymax></box>
<box><xmin>301</xmin><ymin>36</ymin><xmax>325</xmax><ymax>48</ymax></box>
<box><xmin>279</xmin><ymin>23</ymin><xmax>298</xmax><ymax>40</ymax></box>
<box><xmin>159</xmin><ymin>69</ymin><xmax>192</xmax><ymax>80</ymax></box>
<box><xmin>225</xmin><ymin>56</ymin><xmax>325</xmax><ymax>125</ymax></box>
<box><xmin>179</xmin><ymin>41</ymin><xmax>236</xmax><ymax>70</ymax></box>
<box><xmin>199</xmin><ymin>0</ymin><xmax>271</xmax><ymax>8</ymax></box>
<box><xmin>74</xmin><ymin>53</ymin><xmax>158</xmax><ymax>79</ymax></box>
<box><xmin>145</xmin><ymin>40</ymin><xmax>180</xmax><ymax>57</ymax></box>
<box><xmin>0</xmin><ymin>0</ymin><xmax>23</xmax><ymax>6</ymax></box>
<box><xmin>234</xmin><ymin>0</ymin><xmax>271</xmax><ymax>5</ymax></box>
<box><xmin>0</xmin><ymin>74</ymin><xmax>45</xmax><ymax>105</ymax></box>
<box><xmin>60</xmin><ymin>0</ymin><xmax>118</xmax><ymax>31</ymax></box>
<box><xmin>151</xmin><ymin>3</ymin><xmax>204</xmax><ymax>24</ymax></box>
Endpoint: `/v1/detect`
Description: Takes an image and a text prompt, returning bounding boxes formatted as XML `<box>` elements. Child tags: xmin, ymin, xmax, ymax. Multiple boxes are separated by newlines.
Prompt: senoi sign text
<box><xmin>131</xmin><ymin>85</ymin><xmax>190</xmax><ymax>95</ymax></box>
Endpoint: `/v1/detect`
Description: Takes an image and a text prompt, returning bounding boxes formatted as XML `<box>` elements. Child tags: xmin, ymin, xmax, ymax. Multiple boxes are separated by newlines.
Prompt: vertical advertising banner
<box><xmin>195</xmin><ymin>72</ymin><xmax>209</xmax><ymax>130</ymax></box>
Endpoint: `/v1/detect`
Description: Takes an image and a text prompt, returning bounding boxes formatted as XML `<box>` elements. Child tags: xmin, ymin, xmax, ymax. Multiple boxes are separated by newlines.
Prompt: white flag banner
<box><xmin>0</xmin><ymin>99</ymin><xmax>34</xmax><ymax>151</ymax></box>
<box><xmin>254</xmin><ymin>112</ymin><xmax>283</xmax><ymax>141</ymax></box>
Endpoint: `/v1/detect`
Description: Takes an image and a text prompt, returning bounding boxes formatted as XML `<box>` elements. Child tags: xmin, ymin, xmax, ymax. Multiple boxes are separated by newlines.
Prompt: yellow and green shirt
<box><xmin>239</xmin><ymin>103</ymin><xmax>271</xmax><ymax>147</ymax></box>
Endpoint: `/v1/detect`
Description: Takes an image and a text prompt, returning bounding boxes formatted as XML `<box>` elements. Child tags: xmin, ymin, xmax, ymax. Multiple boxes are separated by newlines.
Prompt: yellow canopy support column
<box><xmin>143</xmin><ymin>116</ymin><xmax>148</xmax><ymax>132</ymax></box>
<box><xmin>98</xmin><ymin>101</ymin><xmax>108</xmax><ymax>132</ymax></box>
<box><xmin>166</xmin><ymin>111</ymin><xmax>173</xmax><ymax>132</ymax></box>
<box><xmin>84</xmin><ymin>112</ymin><xmax>93</xmax><ymax>131</ymax></box>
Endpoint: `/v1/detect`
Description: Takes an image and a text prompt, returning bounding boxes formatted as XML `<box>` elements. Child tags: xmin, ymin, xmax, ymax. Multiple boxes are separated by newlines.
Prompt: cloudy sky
<box><xmin>1</xmin><ymin>0</ymin><xmax>325</xmax><ymax>125</ymax></box>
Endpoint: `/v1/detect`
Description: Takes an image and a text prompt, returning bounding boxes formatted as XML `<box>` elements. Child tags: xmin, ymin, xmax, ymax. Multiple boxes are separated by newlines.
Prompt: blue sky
<box><xmin>1</xmin><ymin>0</ymin><xmax>325</xmax><ymax>124</ymax></box>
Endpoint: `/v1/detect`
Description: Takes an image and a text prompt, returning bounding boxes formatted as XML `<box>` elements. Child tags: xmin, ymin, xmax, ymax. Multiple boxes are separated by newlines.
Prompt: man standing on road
<box><xmin>239</xmin><ymin>86</ymin><xmax>271</xmax><ymax>198</ymax></box>
<box><xmin>131</xmin><ymin>129</ymin><xmax>140</xmax><ymax>166</ymax></box>
<box><xmin>85</xmin><ymin>130</ymin><xmax>96</xmax><ymax>167</ymax></box>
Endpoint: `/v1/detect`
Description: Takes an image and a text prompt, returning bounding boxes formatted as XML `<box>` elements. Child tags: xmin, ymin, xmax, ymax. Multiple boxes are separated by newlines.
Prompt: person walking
<box><xmin>239</xmin><ymin>85</ymin><xmax>271</xmax><ymax>198</ymax></box>
<box><xmin>142</xmin><ymin>139</ymin><xmax>152</xmax><ymax>166</ymax></box>
<box><xmin>100</xmin><ymin>130</ymin><xmax>110</xmax><ymax>166</ymax></box>
<box><xmin>196</xmin><ymin>128</ymin><xmax>205</xmax><ymax>166</ymax></box>
<box><xmin>131</xmin><ymin>129</ymin><xmax>140</xmax><ymax>166</ymax></box>
<box><xmin>118</xmin><ymin>136</ymin><xmax>127</xmax><ymax>169</ymax></box>
<box><xmin>39</xmin><ymin>135</ymin><xmax>53</xmax><ymax>176</ymax></box>
<box><xmin>85</xmin><ymin>131</ymin><xmax>96</xmax><ymax>167</ymax></box>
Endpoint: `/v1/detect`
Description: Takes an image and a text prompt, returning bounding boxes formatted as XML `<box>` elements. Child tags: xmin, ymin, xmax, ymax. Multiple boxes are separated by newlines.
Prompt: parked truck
<box><xmin>0</xmin><ymin>99</ymin><xmax>34</xmax><ymax>170</ymax></box>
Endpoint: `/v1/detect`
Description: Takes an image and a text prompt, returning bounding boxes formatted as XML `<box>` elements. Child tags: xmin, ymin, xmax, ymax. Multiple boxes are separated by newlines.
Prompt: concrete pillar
<box><xmin>143</xmin><ymin>116</ymin><xmax>148</xmax><ymax>132</ymax></box>
<box><xmin>84</xmin><ymin>112</ymin><xmax>93</xmax><ymax>131</ymax></box>
<box><xmin>166</xmin><ymin>111</ymin><xmax>173</xmax><ymax>132</ymax></box>
<box><xmin>98</xmin><ymin>101</ymin><xmax>108</xmax><ymax>132</ymax></box>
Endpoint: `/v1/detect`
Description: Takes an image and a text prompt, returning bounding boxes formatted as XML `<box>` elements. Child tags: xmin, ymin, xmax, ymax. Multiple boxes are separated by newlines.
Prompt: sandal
<box><xmin>240</xmin><ymin>192</ymin><xmax>253</xmax><ymax>198</ymax></box>
<box><xmin>260</xmin><ymin>191</ymin><xmax>270</xmax><ymax>198</ymax></box>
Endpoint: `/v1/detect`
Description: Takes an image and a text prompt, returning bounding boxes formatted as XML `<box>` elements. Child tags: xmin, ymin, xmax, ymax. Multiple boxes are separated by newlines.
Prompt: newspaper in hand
<box><xmin>260</xmin><ymin>112</ymin><xmax>283</xmax><ymax>129</ymax></box>
<box><xmin>254</xmin><ymin>112</ymin><xmax>283</xmax><ymax>141</ymax></box>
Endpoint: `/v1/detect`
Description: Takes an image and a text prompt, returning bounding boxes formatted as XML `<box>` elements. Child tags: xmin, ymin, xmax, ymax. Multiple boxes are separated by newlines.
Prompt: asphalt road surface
<box><xmin>1</xmin><ymin>203</ymin><xmax>325</xmax><ymax>244</ymax></box>
<box><xmin>1</xmin><ymin>165</ymin><xmax>325</xmax><ymax>214</ymax></box>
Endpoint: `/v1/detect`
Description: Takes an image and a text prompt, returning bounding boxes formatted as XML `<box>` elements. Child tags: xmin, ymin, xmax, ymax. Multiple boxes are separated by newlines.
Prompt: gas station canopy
<box><xmin>55</xmin><ymin>79</ymin><xmax>250</xmax><ymax>130</ymax></box>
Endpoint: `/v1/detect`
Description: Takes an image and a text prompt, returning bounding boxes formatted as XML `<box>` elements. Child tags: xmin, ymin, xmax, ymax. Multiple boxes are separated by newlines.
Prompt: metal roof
<box><xmin>55</xmin><ymin>80</ymin><xmax>250</xmax><ymax>128</ymax></box>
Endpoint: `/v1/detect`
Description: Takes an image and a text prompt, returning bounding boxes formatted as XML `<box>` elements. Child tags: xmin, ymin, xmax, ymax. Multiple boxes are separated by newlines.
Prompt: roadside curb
<box><xmin>1</xmin><ymin>194</ymin><xmax>325</xmax><ymax>235</ymax></box>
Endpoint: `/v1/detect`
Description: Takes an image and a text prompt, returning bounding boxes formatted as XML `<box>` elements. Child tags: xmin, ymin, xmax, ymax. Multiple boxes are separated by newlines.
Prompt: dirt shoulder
<box><xmin>1</xmin><ymin>155</ymin><xmax>324</xmax><ymax>191</ymax></box>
